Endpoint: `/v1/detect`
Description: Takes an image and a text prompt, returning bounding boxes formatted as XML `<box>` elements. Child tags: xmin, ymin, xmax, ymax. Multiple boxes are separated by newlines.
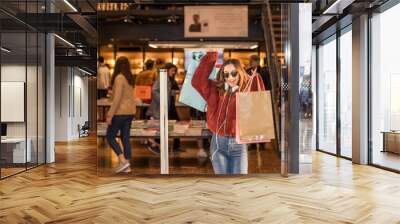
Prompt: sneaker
<box><xmin>115</xmin><ymin>161</ymin><xmax>130</xmax><ymax>173</ymax></box>
<box><xmin>147</xmin><ymin>144</ymin><xmax>160</xmax><ymax>154</ymax></box>
<box><xmin>122</xmin><ymin>166</ymin><xmax>132</xmax><ymax>173</ymax></box>
<box><xmin>197</xmin><ymin>148</ymin><xmax>208</xmax><ymax>158</ymax></box>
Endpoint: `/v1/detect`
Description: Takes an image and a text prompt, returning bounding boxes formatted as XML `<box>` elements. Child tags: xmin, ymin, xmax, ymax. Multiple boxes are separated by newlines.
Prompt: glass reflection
<box><xmin>317</xmin><ymin>38</ymin><xmax>337</xmax><ymax>154</ymax></box>
<box><xmin>340</xmin><ymin>29</ymin><xmax>352</xmax><ymax>158</ymax></box>
<box><xmin>1</xmin><ymin>31</ymin><xmax>28</xmax><ymax>177</ymax></box>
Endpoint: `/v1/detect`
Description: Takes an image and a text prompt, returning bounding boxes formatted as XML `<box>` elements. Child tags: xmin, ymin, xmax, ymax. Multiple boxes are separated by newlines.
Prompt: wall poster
<box><xmin>184</xmin><ymin>6</ymin><xmax>248</xmax><ymax>38</ymax></box>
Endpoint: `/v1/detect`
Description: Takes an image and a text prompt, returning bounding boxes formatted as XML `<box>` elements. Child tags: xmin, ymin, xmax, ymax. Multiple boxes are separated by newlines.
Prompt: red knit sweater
<box><xmin>192</xmin><ymin>52</ymin><xmax>244</xmax><ymax>137</ymax></box>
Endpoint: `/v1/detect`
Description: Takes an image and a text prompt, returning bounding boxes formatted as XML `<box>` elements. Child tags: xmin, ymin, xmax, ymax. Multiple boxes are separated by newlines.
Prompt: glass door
<box><xmin>317</xmin><ymin>36</ymin><xmax>337</xmax><ymax>155</ymax></box>
<box><xmin>1</xmin><ymin>31</ymin><xmax>28</xmax><ymax>178</ymax></box>
<box><xmin>370</xmin><ymin>3</ymin><xmax>400</xmax><ymax>171</ymax></box>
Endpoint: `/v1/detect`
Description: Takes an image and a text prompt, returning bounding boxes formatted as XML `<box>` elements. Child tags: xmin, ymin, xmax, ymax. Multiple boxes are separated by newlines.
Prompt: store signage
<box><xmin>184</xmin><ymin>6</ymin><xmax>248</xmax><ymax>38</ymax></box>
<box><xmin>97</xmin><ymin>3</ymin><xmax>130</xmax><ymax>11</ymax></box>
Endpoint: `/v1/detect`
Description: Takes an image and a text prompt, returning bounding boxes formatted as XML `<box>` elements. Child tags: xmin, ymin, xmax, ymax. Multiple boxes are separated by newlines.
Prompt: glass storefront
<box><xmin>317</xmin><ymin>36</ymin><xmax>337</xmax><ymax>155</ymax></box>
<box><xmin>339</xmin><ymin>28</ymin><xmax>352</xmax><ymax>158</ymax></box>
<box><xmin>316</xmin><ymin>26</ymin><xmax>353</xmax><ymax>159</ymax></box>
<box><xmin>96</xmin><ymin>3</ymin><xmax>312</xmax><ymax>175</ymax></box>
<box><xmin>370</xmin><ymin>3</ymin><xmax>400</xmax><ymax>171</ymax></box>
<box><xmin>0</xmin><ymin>1</ymin><xmax>46</xmax><ymax>179</ymax></box>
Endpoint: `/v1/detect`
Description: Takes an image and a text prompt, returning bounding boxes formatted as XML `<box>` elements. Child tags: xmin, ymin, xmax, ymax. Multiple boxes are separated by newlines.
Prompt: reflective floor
<box><xmin>372</xmin><ymin>150</ymin><xmax>400</xmax><ymax>171</ymax></box>
<box><xmin>2</xmin><ymin>136</ymin><xmax>400</xmax><ymax>223</ymax></box>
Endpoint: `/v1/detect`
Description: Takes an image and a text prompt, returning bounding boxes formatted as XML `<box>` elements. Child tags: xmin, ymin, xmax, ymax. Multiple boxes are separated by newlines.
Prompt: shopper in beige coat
<box><xmin>106</xmin><ymin>57</ymin><xmax>136</xmax><ymax>173</ymax></box>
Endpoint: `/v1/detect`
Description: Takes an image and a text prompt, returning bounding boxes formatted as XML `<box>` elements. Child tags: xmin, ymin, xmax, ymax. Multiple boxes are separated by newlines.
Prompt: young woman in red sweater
<box><xmin>192</xmin><ymin>52</ymin><xmax>250</xmax><ymax>174</ymax></box>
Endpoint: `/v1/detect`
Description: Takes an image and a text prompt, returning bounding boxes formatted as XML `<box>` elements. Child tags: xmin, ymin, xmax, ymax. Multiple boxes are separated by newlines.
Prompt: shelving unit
<box><xmin>99</xmin><ymin>45</ymin><xmax>266</xmax><ymax>86</ymax></box>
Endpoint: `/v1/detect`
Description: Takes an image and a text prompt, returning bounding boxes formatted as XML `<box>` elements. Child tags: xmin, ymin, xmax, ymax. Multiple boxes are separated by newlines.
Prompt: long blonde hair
<box><xmin>216</xmin><ymin>59</ymin><xmax>249</xmax><ymax>92</ymax></box>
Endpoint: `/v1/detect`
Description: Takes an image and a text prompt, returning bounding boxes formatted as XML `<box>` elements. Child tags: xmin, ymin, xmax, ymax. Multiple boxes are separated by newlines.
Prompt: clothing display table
<box><xmin>97</xmin><ymin>98</ymin><xmax>189</xmax><ymax>121</ymax></box>
<box><xmin>97</xmin><ymin>120</ymin><xmax>212</xmax><ymax>139</ymax></box>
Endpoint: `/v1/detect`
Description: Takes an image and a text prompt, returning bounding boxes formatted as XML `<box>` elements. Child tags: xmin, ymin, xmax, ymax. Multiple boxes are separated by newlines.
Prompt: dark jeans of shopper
<box><xmin>106</xmin><ymin>115</ymin><xmax>134</xmax><ymax>160</ymax></box>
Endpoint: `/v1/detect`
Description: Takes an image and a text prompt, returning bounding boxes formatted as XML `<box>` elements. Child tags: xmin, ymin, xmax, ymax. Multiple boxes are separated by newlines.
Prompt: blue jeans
<box><xmin>210</xmin><ymin>134</ymin><xmax>248</xmax><ymax>174</ymax></box>
<box><xmin>106</xmin><ymin>115</ymin><xmax>134</xmax><ymax>160</ymax></box>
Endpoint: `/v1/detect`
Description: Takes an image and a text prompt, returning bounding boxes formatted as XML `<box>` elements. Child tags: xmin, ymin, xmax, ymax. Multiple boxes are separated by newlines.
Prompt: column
<box><xmin>352</xmin><ymin>14</ymin><xmax>369</xmax><ymax>164</ymax></box>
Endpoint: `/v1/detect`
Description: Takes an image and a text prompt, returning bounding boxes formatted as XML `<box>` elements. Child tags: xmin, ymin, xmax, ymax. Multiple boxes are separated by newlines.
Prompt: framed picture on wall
<box><xmin>184</xmin><ymin>6</ymin><xmax>248</xmax><ymax>38</ymax></box>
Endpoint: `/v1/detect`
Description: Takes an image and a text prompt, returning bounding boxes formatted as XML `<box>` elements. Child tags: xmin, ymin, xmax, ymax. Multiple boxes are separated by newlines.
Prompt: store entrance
<box><xmin>96</xmin><ymin>2</ymin><xmax>311</xmax><ymax>175</ymax></box>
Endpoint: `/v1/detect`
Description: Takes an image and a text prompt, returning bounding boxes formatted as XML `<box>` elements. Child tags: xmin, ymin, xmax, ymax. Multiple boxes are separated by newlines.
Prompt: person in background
<box><xmin>106</xmin><ymin>57</ymin><xmax>136</xmax><ymax>173</ymax></box>
<box><xmin>136</xmin><ymin>59</ymin><xmax>157</xmax><ymax>87</ymax></box>
<box><xmin>155</xmin><ymin>58</ymin><xmax>166</xmax><ymax>70</ymax></box>
<box><xmin>166</xmin><ymin>63</ymin><xmax>180</xmax><ymax>120</ymax></box>
<box><xmin>192</xmin><ymin>52</ymin><xmax>251</xmax><ymax>175</ymax></box>
<box><xmin>246</xmin><ymin>55</ymin><xmax>271</xmax><ymax>90</ymax></box>
<box><xmin>97</xmin><ymin>56</ymin><xmax>110</xmax><ymax>99</ymax></box>
<box><xmin>105</xmin><ymin>64</ymin><xmax>113</xmax><ymax>96</ymax></box>
<box><xmin>146</xmin><ymin>63</ymin><xmax>182</xmax><ymax>154</ymax></box>
<box><xmin>136</xmin><ymin>59</ymin><xmax>157</xmax><ymax>119</ymax></box>
<box><xmin>166</xmin><ymin>63</ymin><xmax>182</xmax><ymax>151</ymax></box>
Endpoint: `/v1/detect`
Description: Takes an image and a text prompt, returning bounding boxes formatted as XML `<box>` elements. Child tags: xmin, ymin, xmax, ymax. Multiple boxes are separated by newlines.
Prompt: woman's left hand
<box><xmin>106</xmin><ymin>115</ymin><xmax>112</xmax><ymax>125</ymax></box>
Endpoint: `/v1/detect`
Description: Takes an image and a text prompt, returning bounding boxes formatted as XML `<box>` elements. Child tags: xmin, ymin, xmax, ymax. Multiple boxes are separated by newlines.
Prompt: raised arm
<box><xmin>191</xmin><ymin>52</ymin><xmax>218</xmax><ymax>101</ymax></box>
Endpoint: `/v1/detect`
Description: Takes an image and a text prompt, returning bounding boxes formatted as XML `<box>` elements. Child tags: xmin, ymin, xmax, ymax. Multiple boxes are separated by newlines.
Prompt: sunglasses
<box><xmin>223</xmin><ymin>70</ymin><xmax>238</xmax><ymax>79</ymax></box>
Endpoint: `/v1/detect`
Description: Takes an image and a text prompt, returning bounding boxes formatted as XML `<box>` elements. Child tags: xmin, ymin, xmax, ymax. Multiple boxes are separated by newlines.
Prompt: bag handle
<box><xmin>243</xmin><ymin>70</ymin><xmax>265</xmax><ymax>92</ymax></box>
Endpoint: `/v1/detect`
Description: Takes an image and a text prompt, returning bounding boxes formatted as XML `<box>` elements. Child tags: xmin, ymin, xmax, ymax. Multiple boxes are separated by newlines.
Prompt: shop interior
<box><xmin>96</xmin><ymin>4</ymin><xmax>282</xmax><ymax>175</ymax></box>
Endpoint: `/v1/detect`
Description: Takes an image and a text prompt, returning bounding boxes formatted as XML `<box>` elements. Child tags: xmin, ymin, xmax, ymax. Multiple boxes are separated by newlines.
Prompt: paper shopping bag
<box><xmin>236</xmin><ymin>75</ymin><xmax>275</xmax><ymax>144</ymax></box>
<box><xmin>134</xmin><ymin>85</ymin><xmax>152</xmax><ymax>101</ymax></box>
<box><xmin>179</xmin><ymin>57</ymin><xmax>219</xmax><ymax>112</ymax></box>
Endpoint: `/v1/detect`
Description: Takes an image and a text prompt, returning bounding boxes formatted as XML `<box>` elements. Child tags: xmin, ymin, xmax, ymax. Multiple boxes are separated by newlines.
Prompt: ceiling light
<box><xmin>54</xmin><ymin>34</ymin><xmax>75</xmax><ymax>48</ymax></box>
<box><xmin>148</xmin><ymin>41</ymin><xmax>259</xmax><ymax>49</ymax></box>
<box><xmin>250</xmin><ymin>44</ymin><xmax>258</xmax><ymax>49</ymax></box>
<box><xmin>63</xmin><ymin>0</ymin><xmax>78</xmax><ymax>12</ymax></box>
<box><xmin>149</xmin><ymin>44</ymin><xmax>158</xmax><ymax>49</ymax></box>
<box><xmin>322</xmin><ymin>0</ymin><xmax>355</xmax><ymax>15</ymax></box>
<box><xmin>1</xmin><ymin>47</ymin><xmax>11</xmax><ymax>53</ymax></box>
